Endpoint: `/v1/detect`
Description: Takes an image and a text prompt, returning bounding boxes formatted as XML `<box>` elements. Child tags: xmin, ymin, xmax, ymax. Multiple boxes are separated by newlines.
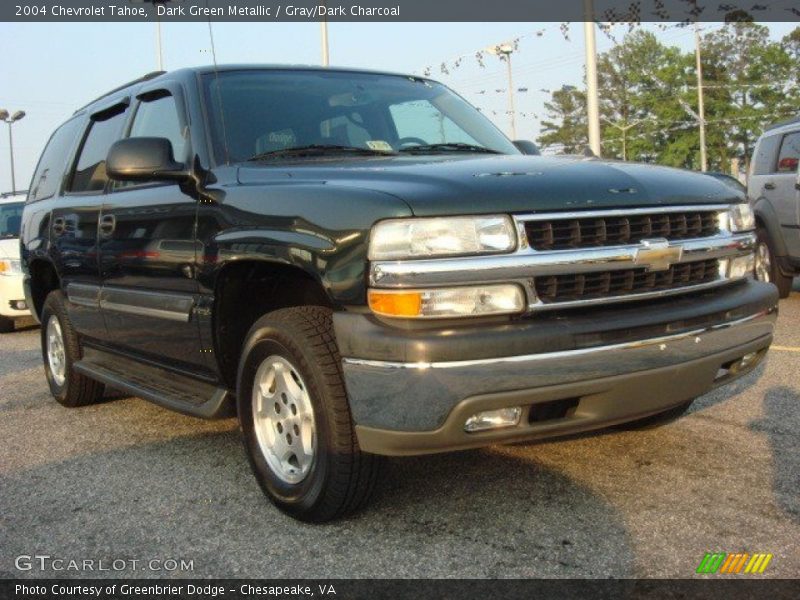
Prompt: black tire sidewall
<box><xmin>756</xmin><ymin>227</ymin><xmax>793</xmax><ymax>296</ymax></box>
<box><xmin>238</xmin><ymin>327</ymin><xmax>332</xmax><ymax>515</ymax></box>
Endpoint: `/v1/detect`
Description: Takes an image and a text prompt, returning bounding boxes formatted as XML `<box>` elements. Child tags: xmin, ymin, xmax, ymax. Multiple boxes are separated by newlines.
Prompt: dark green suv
<box><xmin>21</xmin><ymin>66</ymin><xmax>777</xmax><ymax>521</ymax></box>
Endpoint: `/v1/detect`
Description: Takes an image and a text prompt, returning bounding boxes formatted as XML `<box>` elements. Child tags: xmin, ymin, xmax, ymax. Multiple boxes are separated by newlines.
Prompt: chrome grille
<box><xmin>534</xmin><ymin>258</ymin><xmax>720</xmax><ymax>304</ymax></box>
<box><xmin>525</xmin><ymin>211</ymin><xmax>719</xmax><ymax>251</ymax></box>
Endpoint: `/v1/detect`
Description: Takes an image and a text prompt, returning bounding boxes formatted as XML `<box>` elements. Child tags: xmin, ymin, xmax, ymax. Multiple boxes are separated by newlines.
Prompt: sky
<box><xmin>0</xmin><ymin>20</ymin><xmax>796</xmax><ymax>193</ymax></box>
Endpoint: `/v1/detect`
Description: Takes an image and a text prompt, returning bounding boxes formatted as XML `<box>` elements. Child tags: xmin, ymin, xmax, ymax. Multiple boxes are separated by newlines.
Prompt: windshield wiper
<box><xmin>398</xmin><ymin>142</ymin><xmax>500</xmax><ymax>154</ymax></box>
<box><xmin>247</xmin><ymin>144</ymin><xmax>397</xmax><ymax>161</ymax></box>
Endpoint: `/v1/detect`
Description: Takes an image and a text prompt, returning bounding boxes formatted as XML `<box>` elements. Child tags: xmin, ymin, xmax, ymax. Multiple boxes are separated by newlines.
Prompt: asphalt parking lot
<box><xmin>1</xmin><ymin>284</ymin><xmax>798</xmax><ymax>580</ymax></box>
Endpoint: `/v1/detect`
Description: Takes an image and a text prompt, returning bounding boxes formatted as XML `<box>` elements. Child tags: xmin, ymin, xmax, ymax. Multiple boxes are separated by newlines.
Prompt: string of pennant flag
<box><xmin>418</xmin><ymin>0</ymin><xmax>786</xmax><ymax>79</ymax></box>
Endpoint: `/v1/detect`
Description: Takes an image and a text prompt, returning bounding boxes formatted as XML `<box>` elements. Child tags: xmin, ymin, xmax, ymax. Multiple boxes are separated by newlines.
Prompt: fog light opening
<box><xmin>11</xmin><ymin>300</ymin><xmax>27</xmax><ymax>311</ymax></box>
<box><xmin>464</xmin><ymin>407</ymin><xmax>522</xmax><ymax>433</ymax></box>
<box><xmin>715</xmin><ymin>351</ymin><xmax>762</xmax><ymax>381</ymax></box>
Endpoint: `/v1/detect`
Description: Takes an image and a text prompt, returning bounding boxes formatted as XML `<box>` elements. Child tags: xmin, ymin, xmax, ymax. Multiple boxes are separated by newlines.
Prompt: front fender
<box><xmin>752</xmin><ymin>197</ymin><xmax>787</xmax><ymax>257</ymax></box>
<box><xmin>195</xmin><ymin>183</ymin><xmax>413</xmax><ymax>306</ymax></box>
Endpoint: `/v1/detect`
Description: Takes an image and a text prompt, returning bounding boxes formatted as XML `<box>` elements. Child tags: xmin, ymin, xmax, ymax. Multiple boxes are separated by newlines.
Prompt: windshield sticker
<box><xmin>366</xmin><ymin>140</ymin><xmax>393</xmax><ymax>152</ymax></box>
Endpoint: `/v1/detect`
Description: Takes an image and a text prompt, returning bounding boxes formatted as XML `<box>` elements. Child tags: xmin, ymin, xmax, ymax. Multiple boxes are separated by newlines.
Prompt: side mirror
<box><xmin>512</xmin><ymin>140</ymin><xmax>540</xmax><ymax>156</ymax></box>
<box><xmin>106</xmin><ymin>137</ymin><xmax>189</xmax><ymax>182</ymax></box>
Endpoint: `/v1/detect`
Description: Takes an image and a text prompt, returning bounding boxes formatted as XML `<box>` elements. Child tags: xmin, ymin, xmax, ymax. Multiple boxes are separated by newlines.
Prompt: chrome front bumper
<box><xmin>342</xmin><ymin>308</ymin><xmax>775</xmax><ymax>455</ymax></box>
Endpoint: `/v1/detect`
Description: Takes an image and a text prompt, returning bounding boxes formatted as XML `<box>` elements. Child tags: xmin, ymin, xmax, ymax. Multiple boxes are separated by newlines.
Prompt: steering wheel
<box><xmin>398</xmin><ymin>137</ymin><xmax>428</xmax><ymax>149</ymax></box>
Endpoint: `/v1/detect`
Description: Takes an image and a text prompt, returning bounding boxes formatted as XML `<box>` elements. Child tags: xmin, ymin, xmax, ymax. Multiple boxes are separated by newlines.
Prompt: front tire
<box><xmin>0</xmin><ymin>316</ymin><xmax>15</xmax><ymax>333</ymax></box>
<box><xmin>755</xmin><ymin>226</ymin><xmax>793</xmax><ymax>298</ymax></box>
<box><xmin>41</xmin><ymin>290</ymin><xmax>105</xmax><ymax>407</ymax></box>
<box><xmin>237</xmin><ymin>306</ymin><xmax>382</xmax><ymax>522</ymax></box>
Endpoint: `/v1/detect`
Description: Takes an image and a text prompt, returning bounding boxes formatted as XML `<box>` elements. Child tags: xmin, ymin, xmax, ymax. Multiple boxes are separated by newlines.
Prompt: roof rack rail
<box><xmin>765</xmin><ymin>116</ymin><xmax>800</xmax><ymax>132</ymax></box>
<box><xmin>74</xmin><ymin>70</ymin><xmax>166</xmax><ymax>114</ymax></box>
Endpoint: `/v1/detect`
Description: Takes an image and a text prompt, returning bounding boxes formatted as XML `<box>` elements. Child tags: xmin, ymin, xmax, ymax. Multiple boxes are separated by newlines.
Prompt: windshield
<box><xmin>202</xmin><ymin>69</ymin><xmax>519</xmax><ymax>163</ymax></box>
<box><xmin>0</xmin><ymin>202</ymin><xmax>23</xmax><ymax>238</ymax></box>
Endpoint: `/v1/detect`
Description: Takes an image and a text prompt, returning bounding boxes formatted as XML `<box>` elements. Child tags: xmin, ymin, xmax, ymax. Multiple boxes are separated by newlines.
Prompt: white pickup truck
<box><xmin>0</xmin><ymin>191</ymin><xmax>30</xmax><ymax>332</ymax></box>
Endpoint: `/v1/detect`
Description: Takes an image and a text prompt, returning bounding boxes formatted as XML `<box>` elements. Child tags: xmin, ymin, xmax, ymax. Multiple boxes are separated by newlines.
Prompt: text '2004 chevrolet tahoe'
<box><xmin>21</xmin><ymin>66</ymin><xmax>777</xmax><ymax>521</ymax></box>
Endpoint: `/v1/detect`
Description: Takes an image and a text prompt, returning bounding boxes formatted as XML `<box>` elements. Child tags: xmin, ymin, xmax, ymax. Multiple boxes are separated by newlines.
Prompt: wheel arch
<box><xmin>211</xmin><ymin>258</ymin><xmax>336</xmax><ymax>389</ymax></box>
<box><xmin>27</xmin><ymin>258</ymin><xmax>61</xmax><ymax>321</ymax></box>
<box><xmin>752</xmin><ymin>197</ymin><xmax>788</xmax><ymax>258</ymax></box>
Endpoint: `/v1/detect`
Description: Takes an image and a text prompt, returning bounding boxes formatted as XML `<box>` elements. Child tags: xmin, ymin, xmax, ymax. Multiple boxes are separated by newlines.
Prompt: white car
<box><xmin>0</xmin><ymin>191</ymin><xmax>29</xmax><ymax>332</ymax></box>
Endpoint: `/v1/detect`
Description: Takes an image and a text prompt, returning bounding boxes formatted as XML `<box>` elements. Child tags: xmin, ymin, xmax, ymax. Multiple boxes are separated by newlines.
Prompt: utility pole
<box><xmin>583</xmin><ymin>0</ymin><xmax>601</xmax><ymax>157</ymax></box>
<box><xmin>694</xmin><ymin>22</ymin><xmax>708</xmax><ymax>171</ymax></box>
<box><xmin>320</xmin><ymin>1</ymin><xmax>330</xmax><ymax>66</ymax></box>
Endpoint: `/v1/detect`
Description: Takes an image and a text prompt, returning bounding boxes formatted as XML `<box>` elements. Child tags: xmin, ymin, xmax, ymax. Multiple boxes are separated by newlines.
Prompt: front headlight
<box><xmin>721</xmin><ymin>203</ymin><xmax>755</xmax><ymax>233</ymax></box>
<box><xmin>0</xmin><ymin>259</ymin><xmax>22</xmax><ymax>276</ymax></box>
<box><xmin>368</xmin><ymin>215</ymin><xmax>516</xmax><ymax>260</ymax></box>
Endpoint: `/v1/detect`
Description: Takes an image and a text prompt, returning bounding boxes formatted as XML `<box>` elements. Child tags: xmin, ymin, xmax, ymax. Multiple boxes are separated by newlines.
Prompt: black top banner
<box><xmin>3</xmin><ymin>0</ymin><xmax>800</xmax><ymax>22</ymax></box>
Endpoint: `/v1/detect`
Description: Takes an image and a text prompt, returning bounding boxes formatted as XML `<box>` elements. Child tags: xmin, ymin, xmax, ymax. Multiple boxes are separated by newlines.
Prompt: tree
<box><xmin>536</xmin><ymin>23</ymin><xmax>800</xmax><ymax>172</ymax></box>
<box><xmin>701</xmin><ymin>22</ymin><xmax>798</xmax><ymax>172</ymax></box>
<box><xmin>538</xmin><ymin>86</ymin><xmax>587</xmax><ymax>153</ymax></box>
<box><xmin>597</xmin><ymin>30</ymin><xmax>693</xmax><ymax>166</ymax></box>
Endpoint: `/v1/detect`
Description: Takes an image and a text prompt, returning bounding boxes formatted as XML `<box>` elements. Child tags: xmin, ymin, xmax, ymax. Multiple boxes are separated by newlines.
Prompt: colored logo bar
<box><xmin>696</xmin><ymin>553</ymin><xmax>773</xmax><ymax>574</ymax></box>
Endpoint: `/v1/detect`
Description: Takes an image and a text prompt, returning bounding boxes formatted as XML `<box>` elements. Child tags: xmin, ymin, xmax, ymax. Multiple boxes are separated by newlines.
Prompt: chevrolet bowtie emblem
<box><xmin>634</xmin><ymin>239</ymin><xmax>683</xmax><ymax>272</ymax></box>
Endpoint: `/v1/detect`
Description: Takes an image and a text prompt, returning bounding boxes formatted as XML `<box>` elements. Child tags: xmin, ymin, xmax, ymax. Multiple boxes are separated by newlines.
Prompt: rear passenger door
<box><xmin>51</xmin><ymin>101</ymin><xmax>130</xmax><ymax>340</ymax></box>
<box><xmin>97</xmin><ymin>85</ymin><xmax>208</xmax><ymax>374</ymax></box>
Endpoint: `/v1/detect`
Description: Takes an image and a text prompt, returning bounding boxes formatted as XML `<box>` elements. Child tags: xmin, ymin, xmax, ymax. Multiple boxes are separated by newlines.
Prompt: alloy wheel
<box><xmin>46</xmin><ymin>315</ymin><xmax>67</xmax><ymax>387</ymax></box>
<box><xmin>251</xmin><ymin>355</ymin><xmax>316</xmax><ymax>484</ymax></box>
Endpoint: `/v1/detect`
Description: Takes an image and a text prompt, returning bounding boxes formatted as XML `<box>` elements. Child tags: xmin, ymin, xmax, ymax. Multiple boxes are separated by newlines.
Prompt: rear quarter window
<box><xmin>776</xmin><ymin>132</ymin><xmax>800</xmax><ymax>173</ymax></box>
<box><xmin>28</xmin><ymin>117</ymin><xmax>83</xmax><ymax>203</ymax></box>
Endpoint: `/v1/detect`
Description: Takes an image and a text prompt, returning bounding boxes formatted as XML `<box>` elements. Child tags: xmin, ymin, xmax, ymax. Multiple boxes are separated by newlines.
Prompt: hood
<box><xmin>237</xmin><ymin>154</ymin><xmax>744</xmax><ymax>217</ymax></box>
<box><xmin>0</xmin><ymin>238</ymin><xmax>20</xmax><ymax>260</ymax></box>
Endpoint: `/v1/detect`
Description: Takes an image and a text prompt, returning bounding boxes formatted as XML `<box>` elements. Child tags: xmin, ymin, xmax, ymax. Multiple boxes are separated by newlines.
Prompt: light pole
<box><xmin>0</xmin><ymin>109</ymin><xmax>25</xmax><ymax>194</ymax></box>
<box><xmin>601</xmin><ymin>117</ymin><xmax>644</xmax><ymax>161</ymax></box>
<box><xmin>487</xmin><ymin>43</ymin><xmax>517</xmax><ymax>139</ymax></box>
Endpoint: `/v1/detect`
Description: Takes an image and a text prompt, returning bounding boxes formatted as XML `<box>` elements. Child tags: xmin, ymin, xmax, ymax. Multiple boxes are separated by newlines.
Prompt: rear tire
<box><xmin>755</xmin><ymin>226</ymin><xmax>793</xmax><ymax>298</ymax></box>
<box><xmin>41</xmin><ymin>290</ymin><xmax>105</xmax><ymax>407</ymax></box>
<box><xmin>612</xmin><ymin>399</ymin><xmax>694</xmax><ymax>430</ymax></box>
<box><xmin>0</xmin><ymin>316</ymin><xmax>14</xmax><ymax>333</ymax></box>
<box><xmin>237</xmin><ymin>306</ymin><xmax>382</xmax><ymax>522</ymax></box>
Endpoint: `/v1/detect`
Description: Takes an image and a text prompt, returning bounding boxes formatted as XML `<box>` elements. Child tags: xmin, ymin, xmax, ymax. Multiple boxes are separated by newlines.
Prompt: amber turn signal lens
<box><xmin>368</xmin><ymin>291</ymin><xmax>422</xmax><ymax>317</ymax></box>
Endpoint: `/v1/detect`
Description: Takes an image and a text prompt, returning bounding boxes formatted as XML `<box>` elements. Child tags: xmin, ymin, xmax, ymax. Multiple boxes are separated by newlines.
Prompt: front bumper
<box><xmin>336</xmin><ymin>280</ymin><xmax>777</xmax><ymax>456</ymax></box>
<box><xmin>0</xmin><ymin>273</ymin><xmax>30</xmax><ymax>318</ymax></box>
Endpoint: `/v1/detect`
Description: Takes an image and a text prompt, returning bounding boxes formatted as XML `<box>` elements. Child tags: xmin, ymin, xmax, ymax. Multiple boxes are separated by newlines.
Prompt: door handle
<box><xmin>794</xmin><ymin>182</ymin><xmax>800</xmax><ymax>191</ymax></box>
<box><xmin>99</xmin><ymin>214</ymin><xmax>116</xmax><ymax>236</ymax></box>
<box><xmin>764</xmin><ymin>182</ymin><xmax>776</xmax><ymax>190</ymax></box>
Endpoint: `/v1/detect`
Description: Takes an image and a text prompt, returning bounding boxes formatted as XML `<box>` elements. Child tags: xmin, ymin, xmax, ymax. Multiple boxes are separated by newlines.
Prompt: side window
<box><xmin>128</xmin><ymin>93</ymin><xmax>186</xmax><ymax>159</ymax></box>
<box><xmin>751</xmin><ymin>134</ymin><xmax>781</xmax><ymax>176</ymax></box>
<box><xmin>28</xmin><ymin>117</ymin><xmax>82</xmax><ymax>203</ymax></box>
<box><xmin>389</xmin><ymin>100</ymin><xmax>478</xmax><ymax>146</ymax></box>
<box><xmin>776</xmin><ymin>132</ymin><xmax>800</xmax><ymax>173</ymax></box>
<box><xmin>68</xmin><ymin>108</ymin><xmax>128</xmax><ymax>193</ymax></box>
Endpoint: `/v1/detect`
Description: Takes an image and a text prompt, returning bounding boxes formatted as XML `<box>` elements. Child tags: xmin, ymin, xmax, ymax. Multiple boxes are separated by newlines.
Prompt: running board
<box><xmin>74</xmin><ymin>348</ymin><xmax>235</xmax><ymax>419</ymax></box>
